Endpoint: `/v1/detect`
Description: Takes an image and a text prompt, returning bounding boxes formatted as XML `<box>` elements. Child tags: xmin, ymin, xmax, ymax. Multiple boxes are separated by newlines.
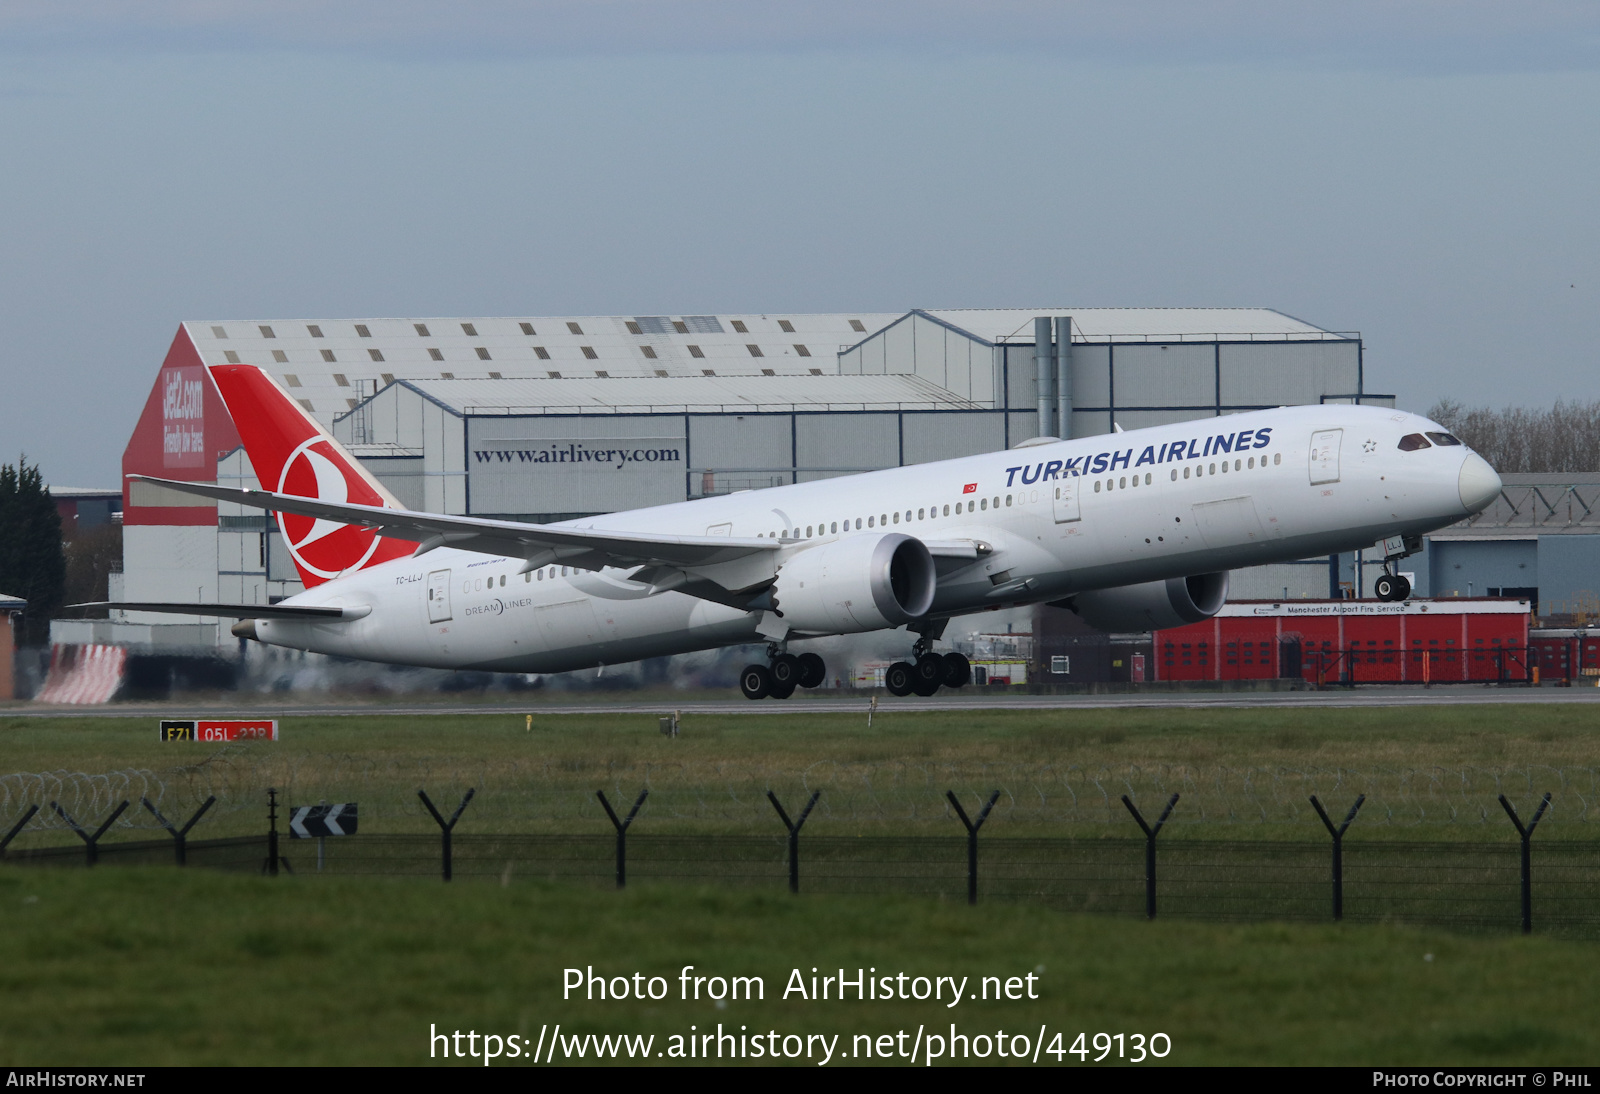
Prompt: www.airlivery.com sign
<box><xmin>467</xmin><ymin>432</ymin><xmax>687</xmax><ymax>513</ymax></box>
<box><xmin>472</xmin><ymin>441</ymin><xmax>683</xmax><ymax>469</ymax></box>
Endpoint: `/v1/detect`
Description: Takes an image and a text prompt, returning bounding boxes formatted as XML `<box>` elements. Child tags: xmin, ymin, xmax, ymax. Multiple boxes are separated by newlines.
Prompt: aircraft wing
<box><xmin>68</xmin><ymin>601</ymin><xmax>365</xmax><ymax>620</ymax></box>
<box><xmin>128</xmin><ymin>475</ymin><xmax>780</xmax><ymax>573</ymax></box>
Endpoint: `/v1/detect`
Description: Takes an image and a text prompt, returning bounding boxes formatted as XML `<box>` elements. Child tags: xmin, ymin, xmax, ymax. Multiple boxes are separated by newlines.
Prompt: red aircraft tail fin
<box><xmin>206</xmin><ymin>364</ymin><xmax>415</xmax><ymax>587</ymax></box>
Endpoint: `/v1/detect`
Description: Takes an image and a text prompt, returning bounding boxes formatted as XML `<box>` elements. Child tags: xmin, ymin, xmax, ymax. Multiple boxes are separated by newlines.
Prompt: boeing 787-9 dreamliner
<box><xmin>87</xmin><ymin>364</ymin><xmax>1502</xmax><ymax>699</ymax></box>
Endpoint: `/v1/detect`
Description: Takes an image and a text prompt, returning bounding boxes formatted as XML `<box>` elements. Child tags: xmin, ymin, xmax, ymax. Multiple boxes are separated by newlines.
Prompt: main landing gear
<box><xmin>884</xmin><ymin>634</ymin><xmax>971</xmax><ymax>698</ymax></box>
<box><xmin>740</xmin><ymin>648</ymin><xmax>827</xmax><ymax>701</ymax></box>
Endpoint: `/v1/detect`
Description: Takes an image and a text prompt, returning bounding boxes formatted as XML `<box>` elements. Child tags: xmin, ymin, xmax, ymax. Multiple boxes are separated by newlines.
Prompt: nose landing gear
<box><xmin>1373</xmin><ymin>570</ymin><xmax>1412</xmax><ymax>602</ymax></box>
<box><xmin>739</xmin><ymin>647</ymin><xmax>830</xmax><ymax>700</ymax></box>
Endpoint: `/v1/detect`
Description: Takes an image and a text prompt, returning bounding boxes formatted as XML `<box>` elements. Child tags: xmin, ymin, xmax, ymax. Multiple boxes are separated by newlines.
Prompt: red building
<box><xmin>1157</xmin><ymin>599</ymin><xmax>1533</xmax><ymax>685</ymax></box>
<box><xmin>1528</xmin><ymin>628</ymin><xmax>1600</xmax><ymax>685</ymax></box>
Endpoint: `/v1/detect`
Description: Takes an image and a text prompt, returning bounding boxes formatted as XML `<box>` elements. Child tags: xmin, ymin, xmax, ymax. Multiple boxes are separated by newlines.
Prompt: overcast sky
<box><xmin>2</xmin><ymin>2</ymin><xmax>1598</xmax><ymax>486</ymax></box>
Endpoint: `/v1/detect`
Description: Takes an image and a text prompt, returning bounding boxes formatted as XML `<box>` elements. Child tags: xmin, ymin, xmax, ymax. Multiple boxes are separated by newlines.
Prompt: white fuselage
<box><xmin>252</xmin><ymin>405</ymin><xmax>1491</xmax><ymax>672</ymax></box>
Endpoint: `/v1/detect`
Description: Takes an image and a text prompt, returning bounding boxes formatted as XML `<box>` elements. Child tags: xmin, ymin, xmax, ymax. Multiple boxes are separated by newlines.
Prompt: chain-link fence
<box><xmin>7</xmin><ymin>830</ymin><xmax>1599</xmax><ymax>937</ymax></box>
<box><xmin>4</xmin><ymin>761</ymin><xmax>1598</xmax><ymax>838</ymax></box>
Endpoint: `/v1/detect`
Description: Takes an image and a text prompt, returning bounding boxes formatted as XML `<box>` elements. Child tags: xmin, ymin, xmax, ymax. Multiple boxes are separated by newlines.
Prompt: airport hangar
<box><xmin>87</xmin><ymin>307</ymin><xmax>1389</xmax><ymax>653</ymax></box>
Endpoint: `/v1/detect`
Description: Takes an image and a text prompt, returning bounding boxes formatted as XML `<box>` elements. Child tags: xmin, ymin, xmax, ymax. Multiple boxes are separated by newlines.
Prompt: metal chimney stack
<box><xmin>1034</xmin><ymin>317</ymin><xmax>1055</xmax><ymax>438</ymax></box>
<box><xmin>1055</xmin><ymin>316</ymin><xmax>1073</xmax><ymax>440</ymax></box>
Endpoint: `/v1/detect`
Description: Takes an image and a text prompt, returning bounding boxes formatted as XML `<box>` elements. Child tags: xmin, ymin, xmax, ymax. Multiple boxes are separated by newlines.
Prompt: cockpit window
<box><xmin>1398</xmin><ymin>433</ymin><xmax>1431</xmax><ymax>451</ymax></box>
<box><xmin>1426</xmin><ymin>431</ymin><xmax>1463</xmax><ymax>446</ymax></box>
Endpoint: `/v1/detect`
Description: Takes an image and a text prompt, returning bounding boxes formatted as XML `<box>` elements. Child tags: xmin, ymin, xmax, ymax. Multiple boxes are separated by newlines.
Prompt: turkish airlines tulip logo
<box><xmin>275</xmin><ymin>436</ymin><xmax>386</xmax><ymax>580</ymax></box>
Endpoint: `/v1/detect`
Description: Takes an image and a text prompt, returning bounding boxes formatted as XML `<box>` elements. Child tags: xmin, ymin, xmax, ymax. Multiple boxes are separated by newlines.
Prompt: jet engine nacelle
<box><xmin>772</xmin><ymin>533</ymin><xmax>937</xmax><ymax>634</ymax></box>
<box><xmin>1068</xmin><ymin>572</ymin><xmax>1229</xmax><ymax>632</ymax></box>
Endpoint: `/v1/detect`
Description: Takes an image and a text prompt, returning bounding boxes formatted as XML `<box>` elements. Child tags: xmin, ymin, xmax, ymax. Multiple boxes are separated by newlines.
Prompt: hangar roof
<box><xmin>388</xmin><ymin>373</ymin><xmax>985</xmax><ymax>416</ymax></box>
<box><xmin>180</xmin><ymin>307</ymin><xmax>1340</xmax><ymax>424</ymax></box>
<box><xmin>915</xmin><ymin>308</ymin><xmax>1344</xmax><ymax>344</ymax></box>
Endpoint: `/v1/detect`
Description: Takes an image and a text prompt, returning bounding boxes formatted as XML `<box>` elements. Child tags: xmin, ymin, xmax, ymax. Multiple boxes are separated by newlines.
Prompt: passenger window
<box><xmin>1119</xmin><ymin>477</ymin><xmax>1126</xmax><ymax>489</ymax></box>
<box><xmin>1209</xmin><ymin>463</ymin><xmax>1216</xmax><ymax>474</ymax></box>
<box><xmin>500</xmin><ymin>575</ymin><xmax>506</xmax><ymax>587</ymax></box>
<box><xmin>981</xmin><ymin>498</ymin><xmax>988</xmax><ymax>510</ymax></box>
<box><xmin>881</xmin><ymin>514</ymin><xmax>888</xmax><ymax>525</ymax></box>
<box><xmin>1005</xmin><ymin>496</ymin><xmax>1012</xmax><ymax>506</ymax></box>
<box><xmin>1274</xmin><ymin>453</ymin><xmax>1282</xmax><ymax>465</ymax></box>
<box><xmin>1094</xmin><ymin>481</ymin><xmax>1102</xmax><ymax>493</ymax></box>
<box><xmin>868</xmin><ymin>516</ymin><xmax>875</xmax><ymax>527</ymax></box>
<box><xmin>1171</xmin><ymin>470</ymin><xmax>1178</xmax><ymax>481</ymax></box>
<box><xmin>918</xmin><ymin>508</ymin><xmax>925</xmax><ymax>519</ymax></box>
<box><xmin>856</xmin><ymin>518</ymin><xmax>862</xmax><ymax>529</ymax></box>
<box><xmin>905</xmin><ymin>510</ymin><xmax>912</xmax><ymax>522</ymax></box>
<box><xmin>992</xmin><ymin>497</ymin><xmax>999</xmax><ymax>508</ymax></box>
<box><xmin>536</xmin><ymin>570</ymin><xmax>543</xmax><ymax>581</ymax></box>
<box><xmin>1248</xmin><ymin>457</ymin><xmax>1255</xmax><ymax>468</ymax></box>
<box><xmin>1234</xmin><ymin>460</ymin><xmax>1241</xmax><ymax>471</ymax></box>
<box><xmin>1398</xmin><ymin>433</ymin><xmax>1431</xmax><ymax>451</ymax></box>
<box><xmin>1425</xmin><ymin>432</ymin><xmax>1462</xmax><ymax>446</ymax></box>
<box><xmin>1184</xmin><ymin>467</ymin><xmax>1191</xmax><ymax>479</ymax></box>
<box><xmin>943</xmin><ymin>504</ymin><xmax>950</xmax><ymax>516</ymax></box>
<box><xmin>892</xmin><ymin>512</ymin><xmax>899</xmax><ymax>524</ymax></box>
<box><xmin>524</xmin><ymin>572</ymin><xmax>530</xmax><ymax>582</ymax></box>
<box><xmin>1145</xmin><ymin>473</ymin><xmax>1152</xmax><ymax>485</ymax></box>
<box><xmin>830</xmin><ymin>522</ymin><xmax>837</xmax><ymax>533</ymax></box>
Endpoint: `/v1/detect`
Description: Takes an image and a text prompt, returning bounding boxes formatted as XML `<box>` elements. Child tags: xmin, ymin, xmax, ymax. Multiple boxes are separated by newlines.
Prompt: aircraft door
<box><xmin>1309</xmin><ymin>429</ymin><xmax>1342</xmax><ymax>485</ymax></box>
<box><xmin>427</xmin><ymin>569</ymin><xmax>452</xmax><ymax>623</ymax></box>
<box><xmin>1052</xmin><ymin>476</ymin><xmax>1082</xmax><ymax>523</ymax></box>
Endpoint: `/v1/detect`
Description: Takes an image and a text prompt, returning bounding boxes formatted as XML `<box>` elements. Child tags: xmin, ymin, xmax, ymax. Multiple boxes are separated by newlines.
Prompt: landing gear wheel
<box><xmin>739</xmin><ymin>664</ymin><xmax>772</xmax><ymax>700</ymax></box>
<box><xmin>769</xmin><ymin>678</ymin><xmax>796</xmax><ymax>700</ymax></box>
<box><xmin>912</xmin><ymin>654</ymin><xmax>944</xmax><ymax>696</ymax></box>
<box><xmin>796</xmin><ymin>652</ymin><xmax>826</xmax><ymax>689</ymax></box>
<box><xmin>940</xmin><ymin>651</ymin><xmax>971</xmax><ymax>688</ymax></box>
<box><xmin>770</xmin><ymin>653</ymin><xmax>802</xmax><ymax>690</ymax></box>
<box><xmin>1374</xmin><ymin>573</ymin><xmax>1410</xmax><ymax>602</ymax></box>
<box><xmin>884</xmin><ymin>661</ymin><xmax>915</xmax><ymax>697</ymax></box>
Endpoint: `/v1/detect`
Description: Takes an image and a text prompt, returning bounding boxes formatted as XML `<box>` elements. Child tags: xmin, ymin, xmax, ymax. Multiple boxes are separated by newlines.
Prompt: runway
<box><xmin>9</xmin><ymin>685</ymin><xmax>1600</xmax><ymax>718</ymax></box>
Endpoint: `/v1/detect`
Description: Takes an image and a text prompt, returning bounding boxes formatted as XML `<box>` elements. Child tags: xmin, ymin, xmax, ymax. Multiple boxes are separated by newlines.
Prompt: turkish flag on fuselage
<box><xmin>206</xmin><ymin>365</ymin><xmax>416</xmax><ymax>587</ymax></box>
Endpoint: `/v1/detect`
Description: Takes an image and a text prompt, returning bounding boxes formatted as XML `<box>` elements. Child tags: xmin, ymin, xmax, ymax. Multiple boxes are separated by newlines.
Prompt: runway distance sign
<box><xmin>160</xmin><ymin>719</ymin><xmax>279</xmax><ymax>742</ymax></box>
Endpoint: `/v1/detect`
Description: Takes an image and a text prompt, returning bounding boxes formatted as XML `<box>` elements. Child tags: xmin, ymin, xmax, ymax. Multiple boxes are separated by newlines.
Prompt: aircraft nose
<box><xmin>1458</xmin><ymin>452</ymin><xmax>1502</xmax><ymax>513</ymax></box>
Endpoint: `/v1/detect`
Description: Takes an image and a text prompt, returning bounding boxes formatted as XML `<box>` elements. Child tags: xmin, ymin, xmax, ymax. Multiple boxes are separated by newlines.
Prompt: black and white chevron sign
<box><xmin>289</xmin><ymin>802</ymin><xmax>358</xmax><ymax>839</ymax></box>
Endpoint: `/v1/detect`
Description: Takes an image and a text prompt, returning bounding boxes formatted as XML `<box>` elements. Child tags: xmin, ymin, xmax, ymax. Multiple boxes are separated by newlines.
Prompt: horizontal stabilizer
<box><xmin>69</xmin><ymin>602</ymin><xmax>368</xmax><ymax>621</ymax></box>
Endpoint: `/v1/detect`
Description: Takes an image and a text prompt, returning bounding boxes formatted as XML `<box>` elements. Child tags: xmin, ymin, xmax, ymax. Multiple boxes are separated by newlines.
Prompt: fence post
<box><xmin>1499</xmin><ymin>792</ymin><xmax>1552</xmax><ymax>934</ymax></box>
<box><xmin>418</xmin><ymin>788</ymin><xmax>476</xmax><ymax>882</ymax></box>
<box><xmin>597</xmin><ymin>790</ymin><xmax>648</xmax><ymax>889</ymax></box>
<box><xmin>1309</xmin><ymin>794</ymin><xmax>1365</xmax><ymax>921</ymax></box>
<box><xmin>946</xmin><ymin>790</ymin><xmax>1000</xmax><ymax>905</ymax></box>
<box><xmin>51</xmin><ymin>800</ymin><xmax>129</xmax><ymax>867</ymax></box>
<box><xmin>141</xmin><ymin>796</ymin><xmax>216</xmax><ymax>867</ymax></box>
<box><xmin>1122</xmin><ymin>793</ymin><xmax>1179</xmax><ymax>919</ymax></box>
<box><xmin>0</xmin><ymin>804</ymin><xmax>40</xmax><ymax>856</ymax></box>
<box><xmin>767</xmin><ymin>790</ymin><xmax>821</xmax><ymax>894</ymax></box>
<box><xmin>262</xmin><ymin>787</ymin><xmax>292</xmax><ymax>876</ymax></box>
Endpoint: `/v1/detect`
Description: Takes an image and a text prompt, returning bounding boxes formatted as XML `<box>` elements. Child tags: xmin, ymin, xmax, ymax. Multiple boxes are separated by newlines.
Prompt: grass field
<box><xmin>4</xmin><ymin>702</ymin><xmax>1598</xmax><ymax>1067</ymax></box>
<box><xmin>1</xmin><ymin>865</ymin><xmax>1595</xmax><ymax>1067</ymax></box>
<box><xmin>2</xmin><ymin>704</ymin><xmax>1598</xmax><ymax>842</ymax></box>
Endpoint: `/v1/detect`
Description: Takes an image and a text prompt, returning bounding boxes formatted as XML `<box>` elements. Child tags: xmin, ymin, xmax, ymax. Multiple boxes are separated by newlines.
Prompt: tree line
<box><xmin>1427</xmin><ymin>399</ymin><xmax>1600</xmax><ymax>475</ymax></box>
<box><xmin>0</xmin><ymin>457</ymin><xmax>65</xmax><ymax>645</ymax></box>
